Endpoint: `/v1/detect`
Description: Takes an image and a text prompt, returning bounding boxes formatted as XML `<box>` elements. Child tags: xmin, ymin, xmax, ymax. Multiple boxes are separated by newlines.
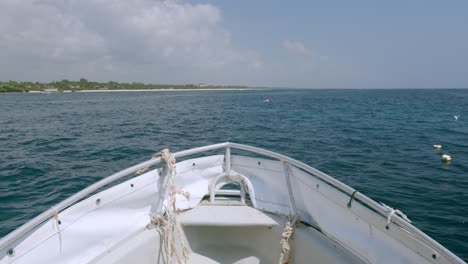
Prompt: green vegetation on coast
<box><xmin>0</xmin><ymin>79</ymin><xmax>249</xmax><ymax>93</ymax></box>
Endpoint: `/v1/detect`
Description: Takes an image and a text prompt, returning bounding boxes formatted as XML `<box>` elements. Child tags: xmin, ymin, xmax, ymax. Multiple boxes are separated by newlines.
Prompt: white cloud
<box><xmin>283</xmin><ymin>40</ymin><xmax>311</xmax><ymax>55</ymax></box>
<box><xmin>0</xmin><ymin>0</ymin><xmax>262</xmax><ymax>84</ymax></box>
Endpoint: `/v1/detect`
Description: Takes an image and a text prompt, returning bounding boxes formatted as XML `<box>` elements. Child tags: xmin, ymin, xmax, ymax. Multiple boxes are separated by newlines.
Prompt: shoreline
<box><xmin>0</xmin><ymin>88</ymin><xmax>269</xmax><ymax>94</ymax></box>
<box><xmin>75</xmin><ymin>88</ymin><xmax>264</xmax><ymax>92</ymax></box>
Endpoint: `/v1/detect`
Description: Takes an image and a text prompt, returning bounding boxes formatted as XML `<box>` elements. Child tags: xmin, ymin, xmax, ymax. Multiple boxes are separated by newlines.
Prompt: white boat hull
<box><xmin>0</xmin><ymin>143</ymin><xmax>464</xmax><ymax>264</ymax></box>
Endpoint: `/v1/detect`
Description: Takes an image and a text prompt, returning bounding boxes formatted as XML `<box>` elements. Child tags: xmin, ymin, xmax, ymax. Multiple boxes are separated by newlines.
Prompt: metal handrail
<box><xmin>0</xmin><ymin>142</ymin><xmax>464</xmax><ymax>263</ymax></box>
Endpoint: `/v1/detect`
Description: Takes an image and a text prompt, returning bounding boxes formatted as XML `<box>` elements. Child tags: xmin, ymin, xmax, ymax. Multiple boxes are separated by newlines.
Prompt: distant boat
<box><xmin>0</xmin><ymin>143</ymin><xmax>464</xmax><ymax>264</ymax></box>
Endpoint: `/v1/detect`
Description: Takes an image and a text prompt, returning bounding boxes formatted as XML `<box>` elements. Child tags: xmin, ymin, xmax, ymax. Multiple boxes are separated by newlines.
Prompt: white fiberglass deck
<box><xmin>95</xmin><ymin>204</ymin><xmax>364</xmax><ymax>264</ymax></box>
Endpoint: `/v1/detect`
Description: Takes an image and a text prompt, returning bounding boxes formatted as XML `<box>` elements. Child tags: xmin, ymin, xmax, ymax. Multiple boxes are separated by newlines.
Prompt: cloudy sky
<box><xmin>1</xmin><ymin>0</ymin><xmax>467</xmax><ymax>88</ymax></box>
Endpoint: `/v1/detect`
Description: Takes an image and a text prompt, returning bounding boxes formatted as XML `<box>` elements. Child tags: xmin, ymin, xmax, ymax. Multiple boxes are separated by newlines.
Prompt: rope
<box><xmin>380</xmin><ymin>203</ymin><xmax>411</xmax><ymax>228</ymax></box>
<box><xmin>136</xmin><ymin>152</ymin><xmax>162</xmax><ymax>175</ymax></box>
<box><xmin>278</xmin><ymin>216</ymin><xmax>298</xmax><ymax>264</ymax></box>
<box><xmin>53</xmin><ymin>210</ymin><xmax>62</xmax><ymax>253</ymax></box>
<box><xmin>151</xmin><ymin>149</ymin><xmax>190</xmax><ymax>264</ymax></box>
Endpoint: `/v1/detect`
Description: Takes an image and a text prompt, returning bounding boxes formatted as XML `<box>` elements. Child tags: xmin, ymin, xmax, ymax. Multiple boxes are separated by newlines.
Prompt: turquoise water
<box><xmin>0</xmin><ymin>89</ymin><xmax>467</xmax><ymax>260</ymax></box>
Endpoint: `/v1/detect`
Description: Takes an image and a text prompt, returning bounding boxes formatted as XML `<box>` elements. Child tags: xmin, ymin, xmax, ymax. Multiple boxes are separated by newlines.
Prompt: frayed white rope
<box><xmin>278</xmin><ymin>216</ymin><xmax>298</xmax><ymax>264</ymax></box>
<box><xmin>381</xmin><ymin>203</ymin><xmax>411</xmax><ymax>228</ymax></box>
<box><xmin>151</xmin><ymin>149</ymin><xmax>190</xmax><ymax>264</ymax></box>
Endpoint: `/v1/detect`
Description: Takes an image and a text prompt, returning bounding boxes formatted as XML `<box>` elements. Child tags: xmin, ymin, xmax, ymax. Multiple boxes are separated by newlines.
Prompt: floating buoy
<box><xmin>433</xmin><ymin>144</ymin><xmax>442</xmax><ymax>150</ymax></box>
<box><xmin>441</xmin><ymin>154</ymin><xmax>452</xmax><ymax>162</ymax></box>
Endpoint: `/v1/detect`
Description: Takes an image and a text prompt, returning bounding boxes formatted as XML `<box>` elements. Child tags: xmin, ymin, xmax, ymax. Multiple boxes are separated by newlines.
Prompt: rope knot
<box><xmin>381</xmin><ymin>203</ymin><xmax>411</xmax><ymax>228</ymax></box>
<box><xmin>136</xmin><ymin>148</ymin><xmax>176</xmax><ymax>176</ymax></box>
<box><xmin>160</xmin><ymin>148</ymin><xmax>176</xmax><ymax>170</ymax></box>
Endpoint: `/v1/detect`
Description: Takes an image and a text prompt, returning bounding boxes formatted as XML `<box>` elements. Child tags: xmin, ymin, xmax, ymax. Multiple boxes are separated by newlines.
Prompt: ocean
<box><xmin>0</xmin><ymin>89</ymin><xmax>467</xmax><ymax>260</ymax></box>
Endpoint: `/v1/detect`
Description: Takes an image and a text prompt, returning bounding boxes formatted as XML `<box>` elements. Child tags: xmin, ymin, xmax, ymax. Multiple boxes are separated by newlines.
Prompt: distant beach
<box><xmin>76</xmin><ymin>88</ymin><xmax>263</xmax><ymax>92</ymax></box>
<box><xmin>0</xmin><ymin>80</ymin><xmax>256</xmax><ymax>93</ymax></box>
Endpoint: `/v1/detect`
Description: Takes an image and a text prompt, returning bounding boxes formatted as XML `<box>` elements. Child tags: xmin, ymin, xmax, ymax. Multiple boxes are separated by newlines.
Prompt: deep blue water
<box><xmin>0</xmin><ymin>89</ymin><xmax>467</xmax><ymax>260</ymax></box>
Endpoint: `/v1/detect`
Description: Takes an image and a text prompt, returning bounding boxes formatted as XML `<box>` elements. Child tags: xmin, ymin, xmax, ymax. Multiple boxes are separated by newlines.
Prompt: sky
<box><xmin>0</xmin><ymin>0</ymin><xmax>467</xmax><ymax>88</ymax></box>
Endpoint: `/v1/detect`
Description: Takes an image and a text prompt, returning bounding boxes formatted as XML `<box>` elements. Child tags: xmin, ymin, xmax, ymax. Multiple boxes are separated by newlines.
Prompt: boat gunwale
<box><xmin>0</xmin><ymin>142</ymin><xmax>464</xmax><ymax>263</ymax></box>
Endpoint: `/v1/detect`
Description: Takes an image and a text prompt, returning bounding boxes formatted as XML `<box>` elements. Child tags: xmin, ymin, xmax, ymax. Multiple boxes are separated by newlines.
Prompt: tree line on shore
<box><xmin>0</xmin><ymin>79</ymin><xmax>248</xmax><ymax>92</ymax></box>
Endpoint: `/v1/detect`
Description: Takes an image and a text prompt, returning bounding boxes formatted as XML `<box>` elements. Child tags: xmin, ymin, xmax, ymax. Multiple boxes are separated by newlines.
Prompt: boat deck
<box><xmin>89</xmin><ymin>204</ymin><xmax>364</xmax><ymax>263</ymax></box>
<box><xmin>179</xmin><ymin>205</ymin><xmax>364</xmax><ymax>264</ymax></box>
